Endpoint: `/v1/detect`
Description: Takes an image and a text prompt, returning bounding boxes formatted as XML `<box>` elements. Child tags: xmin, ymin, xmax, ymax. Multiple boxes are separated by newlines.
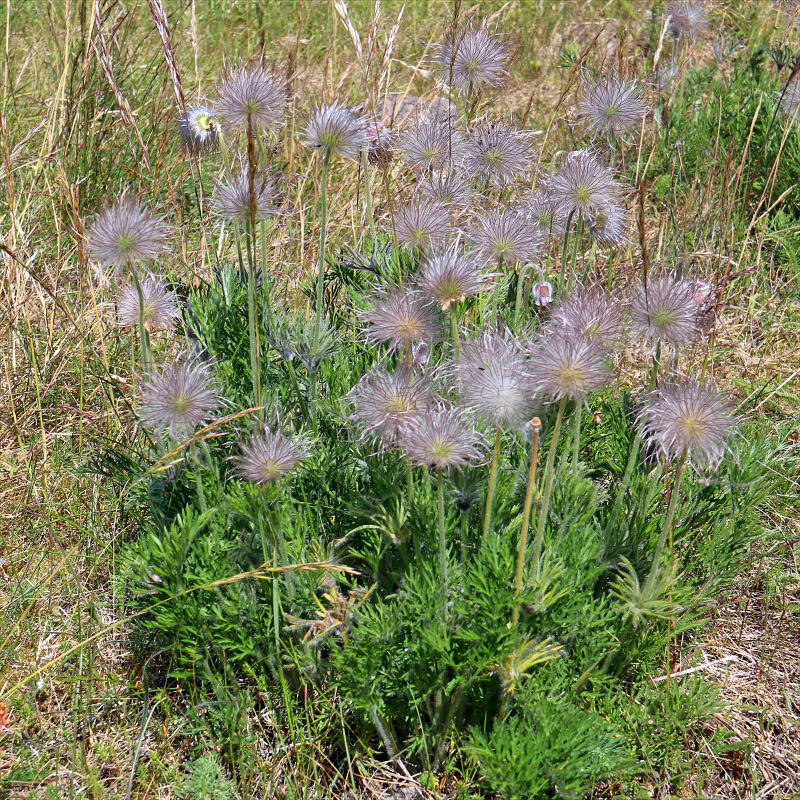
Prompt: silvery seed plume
<box><xmin>545</xmin><ymin>149</ymin><xmax>622</xmax><ymax>223</ymax></box>
<box><xmin>215</xmin><ymin>65</ymin><xmax>287</xmax><ymax>131</ymax></box>
<box><xmin>348</xmin><ymin>367</ymin><xmax>435</xmax><ymax>445</ymax></box>
<box><xmin>588</xmin><ymin>201</ymin><xmax>630</xmax><ymax>247</ymax></box>
<box><xmin>116</xmin><ymin>273</ymin><xmax>180</xmax><ymax>331</ymax></box>
<box><xmin>637</xmin><ymin>379</ymin><xmax>737</xmax><ymax>470</ymax></box>
<box><xmin>457</xmin><ymin>328</ymin><xmax>534</xmax><ymax>429</ymax></box>
<box><xmin>548</xmin><ymin>289</ymin><xmax>626</xmax><ymax>350</ymax></box>
<box><xmin>464</xmin><ymin>120</ymin><xmax>529</xmax><ymax>186</ymax></box>
<box><xmin>779</xmin><ymin>79</ymin><xmax>800</xmax><ymax>119</ymax></box>
<box><xmin>420</xmin><ymin>171</ymin><xmax>473</xmax><ymax>208</ymax></box>
<box><xmin>212</xmin><ymin>166</ymin><xmax>278</xmax><ymax>222</ymax></box>
<box><xmin>525</xmin><ymin>189</ymin><xmax>567</xmax><ymax>237</ymax></box>
<box><xmin>577</xmin><ymin>76</ymin><xmax>647</xmax><ymax>139</ymax></box>
<box><xmin>235</xmin><ymin>429</ymin><xmax>312</xmax><ymax>483</ymax></box>
<box><xmin>366</xmin><ymin>117</ymin><xmax>395</xmax><ymax>167</ymax></box>
<box><xmin>302</xmin><ymin>101</ymin><xmax>367</xmax><ymax>162</ymax></box>
<box><xmin>179</xmin><ymin>106</ymin><xmax>221</xmax><ymax>154</ymax></box>
<box><xmin>363</xmin><ymin>286</ymin><xmax>440</xmax><ymax>349</ymax></box>
<box><xmin>87</xmin><ymin>196</ymin><xmax>169</xmax><ymax>272</ymax></box>
<box><xmin>432</xmin><ymin>20</ymin><xmax>511</xmax><ymax>95</ymax></box>
<box><xmin>666</xmin><ymin>1</ymin><xmax>709</xmax><ymax>41</ymax></box>
<box><xmin>399</xmin><ymin>404</ymin><xmax>485</xmax><ymax>469</ymax></box>
<box><xmin>397</xmin><ymin>115</ymin><xmax>465</xmax><ymax>172</ymax></box>
<box><xmin>630</xmin><ymin>275</ymin><xmax>700</xmax><ymax>349</ymax></box>
<box><xmin>138</xmin><ymin>358</ymin><xmax>220</xmax><ymax>440</ymax></box>
<box><xmin>394</xmin><ymin>199</ymin><xmax>451</xmax><ymax>252</ymax></box>
<box><xmin>468</xmin><ymin>208</ymin><xmax>543</xmax><ymax>264</ymax></box>
<box><xmin>527</xmin><ymin>334</ymin><xmax>610</xmax><ymax>402</ymax></box>
<box><xmin>418</xmin><ymin>245</ymin><xmax>490</xmax><ymax>309</ymax></box>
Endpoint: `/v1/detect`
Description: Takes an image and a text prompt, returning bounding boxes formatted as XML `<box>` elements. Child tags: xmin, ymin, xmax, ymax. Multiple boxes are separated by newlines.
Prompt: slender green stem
<box><xmin>261</xmin><ymin>218</ymin><xmax>275</xmax><ymax>330</ymax></box>
<box><xmin>363</xmin><ymin>147</ymin><xmax>377</xmax><ymax>244</ymax></box>
<box><xmin>246</xmin><ymin>224</ymin><xmax>261</xmax><ymax>412</ymax></box>
<box><xmin>514</xmin><ymin>262</ymin><xmax>529</xmax><ymax>322</ymax></box>
<box><xmin>531</xmin><ymin>396</ymin><xmax>567</xmax><ymax>571</ymax></box>
<box><xmin>285</xmin><ymin>358</ymin><xmax>310</xmax><ymax>423</ymax></box>
<box><xmin>558</xmin><ymin>210</ymin><xmax>577</xmax><ymax>290</ymax></box>
<box><xmin>604</xmin><ymin>436</ymin><xmax>640</xmax><ymax>539</ymax></box>
<box><xmin>482</xmin><ymin>425</ymin><xmax>503</xmax><ymax>542</ymax></box>
<box><xmin>437</xmin><ymin>467</ymin><xmax>447</xmax><ymax>581</ymax></box>
<box><xmin>512</xmin><ymin>418</ymin><xmax>541</xmax><ymax>628</ymax></box>
<box><xmin>491</xmin><ymin>255</ymin><xmax>504</xmax><ymax>325</ymax></box>
<box><xmin>643</xmin><ymin>454</ymin><xmax>687</xmax><ymax>596</ymax></box>
<box><xmin>450</xmin><ymin>304</ymin><xmax>460</xmax><ymax>362</ymax></box>
<box><xmin>571</xmin><ymin>403</ymin><xmax>581</xmax><ymax>477</ymax></box>
<box><xmin>191</xmin><ymin>442</ymin><xmax>207</xmax><ymax>512</ymax></box>
<box><xmin>650</xmin><ymin>342</ymin><xmax>662</xmax><ymax>390</ymax></box>
<box><xmin>131</xmin><ymin>270</ymin><xmax>151</xmax><ymax>373</ymax></box>
<box><xmin>570</xmin><ymin>215</ymin><xmax>583</xmax><ymax>287</ymax></box>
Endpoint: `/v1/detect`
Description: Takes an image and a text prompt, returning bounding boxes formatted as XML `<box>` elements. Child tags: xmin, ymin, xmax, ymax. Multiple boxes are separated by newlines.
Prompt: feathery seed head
<box><xmin>212</xmin><ymin>167</ymin><xmax>278</xmax><ymax>222</ymax></box>
<box><xmin>419</xmin><ymin>171</ymin><xmax>474</xmax><ymax>208</ymax></box>
<box><xmin>302</xmin><ymin>101</ymin><xmax>367</xmax><ymax>161</ymax></box>
<box><xmin>545</xmin><ymin>149</ymin><xmax>622</xmax><ymax>222</ymax></box>
<box><xmin>138</xmin><ymin>358</ymin><xmax>220</xmax><ymax>440</ymax></box>
<box><xmin>349</xmin><ymin>367</ymin><xmax>435</xmax><ymax>444</ymax></box>
<box><xmin>363</xmin><ymin>286</ymin><xmax>440</xmax><ymax>349</ymax></box>
<box><xmin>630</xmin><ymin>275</ymin><xmax>701</xmax><ymax>348</ymax></box>
<box><xmin>588</xmin><ymin>201</ymin><xmax>630</xmax><ymax>247</ymax></box>
<box><xmin>418</xmin><ymin>245</ymin><xmax>490</xmax><ymax>309</ymax></box>
<box><xmin>235</xmin><ymin>429</ymin><xmax>311</xmax><ymax>483</ymax></box>
<box><xmin>549</xmin><ymin>289</ymin><xmax>626</xmax><ymax>350</ymax></box>
<box><xmin>527</xmin><ymin>335</ymin><xmax>610</xmax><ymax>402</ymax></box>
<box><xmin>457</xmin><ymin>328</ymin><xmax>534</xmax><ymax>428</ymax></box>
<box><xmin>666</xmin><ymin>1</ymin><xmax>709</xmax><ymax>41</ymax></box>
<box><xmin>397</xmin><ymin>115</ymin><xmax>465</xmax><ymax>172</ymax></box>
<box><xmin>87</xmin><ymin>196</ymin><xmax>169</xmax><ymax>273</ymax></box>
<box><xmin>526</xmin><ymin>189</ymin><xmax>567</xmax><ymax>237</ymax></box>
<box><xmin>394</xmin><ymin>199</ymin><xmax>451</xmax><ymax>251</ymax></box>
<box><xmin>464</xmin><ymin>119</ymin><xmax>530</xmax><ymax>186</ymax></box>
<box><xmin>432</xmin><ymin>20</ymin><xmax>511</xmax><ymax>95</ymax></box>
<box><xmin>779</xmin><ymin>79</ymin><xmax>800</xmax><ymax>119</ymax></box>
<box><xmin>366</xmin><ymin>117</ymin><xmax>395</xmax><ymax>166</ymax></box>
<box><xmin>469</xmin><ymin>208</ymin><xmax>543</xmax><ymax>264</ymax></box>
<box><xmin>116</xmin><ymin>273</ymin><xmax>180</xmax><ymax>331</ymax></box>
<box><xmin>577</xmin><ymin>76</ymin><xmax>647</xmax><ymax>139</ymax></box>
<box><xmin>399</xmin><ymin>404</ymin><xmax>485</xmax><ymax>469</ymax></box>
<box><xmin>215</xmin><ymin>65</ymin><xmax>287</xmax><ymax>131</ymax></box>
<box><xmin>637</xmin><ymin>379</ymin><xmax>737</xmax><ymax>469</ymax></box>
<box><xmin>179</xmin><ymin>106</ymin><xmax>221</xmax><ymax>154</ymax></box>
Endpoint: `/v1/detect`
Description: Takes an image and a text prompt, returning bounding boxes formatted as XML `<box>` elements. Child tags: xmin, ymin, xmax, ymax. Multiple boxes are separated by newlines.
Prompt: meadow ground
<box><xmin>1</xmin><ymin>0</ymin><xmax>800</xmax><ymax>798</ymax></box>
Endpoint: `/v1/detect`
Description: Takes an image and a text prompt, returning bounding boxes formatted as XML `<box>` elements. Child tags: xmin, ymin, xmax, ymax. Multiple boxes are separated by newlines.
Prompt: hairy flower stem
<box><xmin>512</xmin><ymin>418</ymin><xmax>541</xmax><ymax>628</ymax></box>
<box><xmin>650</xmin><ymin>342</ymin><xmax>662</xmax><ymax>390</ymax></box>
<box><xmin>571</xmin><ymin>215</ymin><xmax>583</xmax><ymax>286</ymax></box>
<box><xmin>482</xmin><ymin>425</ymin><xmax>504</xmax><ymax>542</ymax></box>
<box><xmin>450</xmin><ymin>305</ymin><xmax>461</xmax><ymax>362</ymax></box>
<box><xmin>437</xmin><ymin>466</ymin><xmax>447</xmax><ymax>581</ymax></box>
<box><xmin>363</xmin><ymin>147</ymin><xmax>377</xmax><ymax>244</ymax></box>
<box><xmin>531</xmin><ymin>396</ymin><xmax>568</xmax><ymax>571</ymax></box>
<box><xmin>131</xmin><ymin>270</ymin><xmax>152</xmax><ymax>373</ymax></box>
<box><xmin>571</xmin><ymin>403</ymin><xmax>581</xmax><ymax>477</ymax></box>
<box><xmin>491</xmin><ymin>255</ymin><xmax>504</xmax><ymax>325</ymax></box>
<box><xmin>644</xmin><ymin>454</ymin><xmax>687</xmax><ymax>596</ymax></box>
<box><xmin>558</xmin><ymin>210</ymin><xmax>577</xmax><ymax>290</ymax></box>
<box><xmin>310</xmin><ymin>148</ymin><xmax>331</xmax><ymax>431</ymax></box>
<box><xmin>190</xmin><ymin>442</ymin><xmax>207</xmax><ymax>512</ymax></box>
<box><xmin>513</xmin><ymin>263</ymin><xmax>530</xmax><ymax>322</ymax></box>
<box><xmin>244</xmin><ymin>113</ymin><xmax>263</xmax><ymax>413</ymax></box>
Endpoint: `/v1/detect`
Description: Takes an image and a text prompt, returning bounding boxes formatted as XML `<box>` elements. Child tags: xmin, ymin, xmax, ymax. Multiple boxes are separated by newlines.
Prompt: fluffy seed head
<box><xmin>527</xmin><ymin>335</ymin><xmax>610</xmax><ymax>402</ymax></box>
<box><xmin>397</xmin><ymin>115</ymin><xmax>465</xmax><ymax>172</ymax></box>
<box><xmin>457</xmin><ymin>329</ymin><xmax>534</xmax><ymax>428</ymax></box>
<box><xmin>419</xmin><ymin>171</ymin><xmax>473</xmax><ymax>208</ymax></box>
<box><xmin>545</xmin><ymin>150</ymin><xmax>622</xmax><ymax>222</ymax></box>
<box><xmin>637</xmin><ymin>379</ymin><xmax>737</xmax><ymax>469</ymax></box>
<box><xmin>588</xmin><ymin>202</ymin><xmax>630</xmax><ymax>247</ymax></box>
<box><xmin>432</xmin><ymin>21</ymin><xmax>511</xmax><ymax>95</ymax></box>
<box><xmin>235</xmin><ymin>429</ymin><xmax>311</xmax><ymax>483</ymax></box>
<box><xmin>87</xmin><ymin>196</ymin><xmax>169</xmax><ymax>272</ymax></box>
<box><xmin>468</xmin><ymin>208</ymin><xmax>543</xmax><ymax>264</ymax></box>
<box><xmin>463</xmin><ymin>120</ymin><xmax>529</xmax><ymax>185</ymax></box>
<box><xmin>577</xmin><ymin>76</ymin><xmax>647</xmax><ymax>139</ymax></box>
<box><xmin>399</xmin><ymin>404</ymin><xmax>485</xmax><ymax>469</ymax></box>
<box><xmin>779</xmin><ymin>79</ymin><xmax>800</xmax><ymax>119</ymax></box>
<box><xmin>302</xmin><ymin>101</ymin><xmax>366</xmax><ymax>161</ymax></box>
<box><xmin>548</xmin><ymin>289</ymin><xmax>626</xmax><ymax>350</ymax></box>
<box><xmin>394</xmin><ymin>199</ymin><xmax>451</xmax><ymax>251</ymax></box>
<box><xmin>363</xmin><ymin>286</ymin><xmax>440</xmax><ymax>349</ymax></box>
<box><xmin>666</xmin><ymin>1</ymin><xmax>709</xmax><ymax>41</ymax></box>
<box><xmin>116</xmin><ymin>273</ymin><xmax>180</xmax><ymax>331</ymax></box>
<box><xmin>526</xmin><ymin>190</ymin><xmax>567</xmax><ymax>237</ymax></box>
<box><xmin>349</xmin><ymin>367</ymin><xmax>435</xmax><ymax>444</ymax></box>
<box><xmin>630</xmin><ymin>275</ymin><xmax>701</xmax><ymax>348</ymax></box>
<box><xmin>215</xmin><ymin>65</ymin><xmax>287</xmax><ymax>131</ymax></box>
<box><xmin>418</xmin><ymin>245</ymin><xmax>490</xmax><ymax>309</ymax></box>
<box><xmin>179</xmin><ymin>106</ymin><xmax>221</xmax><ymax>154</ymax></box>
<box><xmin>212</xmin><ymin>167</ymin><xmax>277</xmax><ymax>222</ymax></box>
<box><xmin>138</xmin><ymin>358</ymin><xmax>220</xmax><ymax>439</ymax></box>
